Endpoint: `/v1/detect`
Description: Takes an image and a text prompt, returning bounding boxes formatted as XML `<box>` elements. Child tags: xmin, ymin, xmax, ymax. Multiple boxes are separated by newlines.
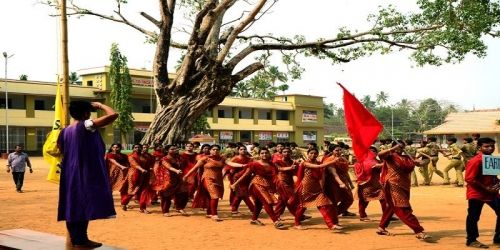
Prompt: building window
<box><xmin>86</xmin><ymin>80</ymin><xmax>93</xmax><ymax>86</ymax></box>
<box><xmin>239</xmin><ymin>108</ymin><xmax>252</xmax><ymax>119</ymax></box>
<box><xmin>258</xmin><ymin>109</ymin><xmax>271</xmax><ymax>120</ymax></box>
<box><xmin>0</xmin><ymin>127</ymin><xmax>26</xmax><ymax>152</ymax></box>
<box><xmin>240</xmin><ymin>131</ymin><xmax>252</xmax><ymax>142</ymax></box>
<box><xmin>142</xmin><ymin>106</ymin><xmax>151</xmax><ymax>113</ymax></box>
<box><xmin>276</xmin><ymin>110</ymin><xmax>289</xmax><ymax>120</ymax></box>
<box><xmin>36</xmin><ymin>128</ymin><xmax>51</xmax><ymax>151</ymax></box>
<box><xmin>281</xmin><ymin>96</ymin><xmax>287</xmax><ymax>102</ymax></box>
<box><xmin>34</xmin><ymin>100</ymin><xmax>45</xmax><ymax>110</ymax></box>
<box><xmin>217</xmin><ymin>107</ymin><xmax>233</xmax><ymax>118</ymax></box>
<box><xmin>0</xmin><ymin>98</ymin><xmax>11</xmax><ymax>109</ymax></box>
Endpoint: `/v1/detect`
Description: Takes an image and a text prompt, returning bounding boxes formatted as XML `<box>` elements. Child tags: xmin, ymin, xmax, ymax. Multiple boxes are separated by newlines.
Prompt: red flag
<box><xmin>338</xmin><ymin>82</ymin><xmax>383</xmax><ymax>162</ymax></box>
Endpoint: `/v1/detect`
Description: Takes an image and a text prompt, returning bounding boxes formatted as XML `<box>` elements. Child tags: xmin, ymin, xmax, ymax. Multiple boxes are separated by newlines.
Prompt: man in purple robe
<box><xmin>57</xmin><ymin>100</ymin><xmax>118</xmax><ymax>248</ymax></box>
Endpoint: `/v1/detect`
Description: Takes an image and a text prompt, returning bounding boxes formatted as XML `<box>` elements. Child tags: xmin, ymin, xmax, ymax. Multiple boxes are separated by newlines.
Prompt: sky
<box><xmin>1</xmin><ymin>0</ymin><xmax>499</xmax><ymax>110</ymax></box>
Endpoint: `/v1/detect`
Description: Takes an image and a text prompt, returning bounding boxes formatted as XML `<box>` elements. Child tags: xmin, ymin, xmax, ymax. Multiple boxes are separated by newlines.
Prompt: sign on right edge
<box><xmin>482</xmin><ymin>155</ymin><xmax>500</xmax><ymax>175</ymax></box>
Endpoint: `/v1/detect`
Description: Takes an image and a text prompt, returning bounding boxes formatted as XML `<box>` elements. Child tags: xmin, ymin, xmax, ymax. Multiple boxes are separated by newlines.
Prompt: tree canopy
<box><xmin>109</xmin><ymin>43</ymin><xmax>134</xmax><ymax>145</ymax></box>
<box><xmin>45</xmin><ymin>0</ymin><xmax>500</xmax><ymax>144</ymax></box>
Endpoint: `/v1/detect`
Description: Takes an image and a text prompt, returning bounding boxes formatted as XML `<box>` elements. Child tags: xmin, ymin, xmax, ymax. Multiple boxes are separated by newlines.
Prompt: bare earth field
<box><xmin>1</xmin><ymin>157</ymin><xmax>497</xmax><ymax>250</ymax></box>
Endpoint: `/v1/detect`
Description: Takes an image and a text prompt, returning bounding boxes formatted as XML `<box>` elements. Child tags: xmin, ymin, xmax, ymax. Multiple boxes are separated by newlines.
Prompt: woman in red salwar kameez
<box><xmin>180</xmin><ymin>143</ymin><xmax>198</xmax><ymax>199</ymax></box>
<box><xmin>354</xmin><ymin>146</ymin><xmax>386</xmax><ymax>222</ymax></box>
<box><xmin>155</xmin><ymin>145</ymin><xmax>189</xmax><ymax>217</ymax></box>
<box><xmin>231</xmin><ymin>148</ymin><xmax>286</xmax><ymax>229</ymax></box>
<box><xmin>150</xmin><ymin>144</ymin><xmax>165</xmax><ymax>205</ymax></box>
<box><xmin>294</xmin><ymin>148</ymin><xmax>345</xmax><ymax>231</ymax></box>
<box><xmin>136</xmin><ymin>144</ymin><xmax>155</xmax><ymax>214</ymax></box>
<box><xmin>323</xmin><ymin>144</ymin><xmax>355</xmax><ymax>217</ymax></box>
<box><xmin>122</xmin><ymin>144</ymin><xmax>150</xmax><ymax>212</ymax></box>
<box><xmin>377</xmin><ymin>140</ymin><xmax>431</xmax><ymax>240</ymax></box>
<box><xmin>184</xmin><ymin>145</ymin><xmax>226</xmax><ymax>221</ymax></box>
<box><xmin>105</xmin><ymin>143</ymin><xmax>129</xmax><ymax>194</ymax></box>
<box><xmin>273</xmin><ymin>147</ymin><xmax>300</xmax><ymax>219</ymax></box>
<box><xmin>225</xmin><ymin>146</ymin><xmax>255</xmax><ymax>215</ymax></box>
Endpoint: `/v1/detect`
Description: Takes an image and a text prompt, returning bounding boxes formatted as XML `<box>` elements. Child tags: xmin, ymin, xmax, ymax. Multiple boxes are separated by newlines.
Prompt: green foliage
<box><xmin>109</xmin><ymin>43</ymin><xmax>134</xmax><ymax>142</ymax></box>
<box><xmin>19</xmin><ymin>74</ymin><xmax>28</xmax><ymax>81</ymax></box>
<box><xmin>230</xmin><ymin>64</ymin><xmax>289</xmax><ymax>100</ymax></box>
<box><xmin>191</xmin><ymin>112</ymin><xmax>211</xmax><ymax>135</ymax></box>
<box><xmin>69</xmin><ymin>72</ymin><xmax>80</xmax><ymax>85</ymax></box>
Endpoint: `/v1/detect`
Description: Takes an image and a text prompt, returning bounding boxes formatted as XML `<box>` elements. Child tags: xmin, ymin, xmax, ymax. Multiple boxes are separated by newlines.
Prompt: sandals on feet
<box><xmin>331</xmin><ymin>225</ymin><xmax>344</xmax><ymax>232</ymax></box>
<box><xmin>163</xmin><ymin>213</ymin><xmax>172</xmax><ymax>217</ymax></box>
<box><xmin>360</xmin><ymin>217</ymin><xmax>371</xmax><ymax>222</ymax></box>
<box><xmin>294</xmin><ymin>225</ymin><xmax>307</xmax><ymax>230</ymax></box>
<box><xmin>139</xmin><ymin>209</ymin><xmax>152</xmax><ymax>214</ymax></box>
<box><xmin>176</xmin><ymin>209</ymin><xmax>188</xmax><ymax>216</ymax></box>
<box><xmin>212</xmin><ymin>216</ymin><xmax>223</xmax><ymax>222</ymax></box>
<box><xmin>467</xmin><ymin>241</ymin><xmax>489</xmax><ymax>248</ymax></box>
<box><xmin>274</xmin><ymin>221</ymin><xmax>286</xmax><ymax>230</ymax></box>
<box><xmin>416</xmin><ymin>232</ymin><xmax>432</xmax><ymax>240</ymax></box>
<box><xmin>250</xmin><ymin>220</ymin><xmax>265</xmax><ymax>226</ymax></box>
<box><xmin>376</xmin><ymin>228</ymin><xmax>395</xmax><ymax>236</ymax></box>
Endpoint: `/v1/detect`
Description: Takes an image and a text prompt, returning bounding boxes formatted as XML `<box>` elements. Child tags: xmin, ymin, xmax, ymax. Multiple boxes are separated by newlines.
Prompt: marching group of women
<box><xmin>104</xmin><ymin>140</ymin><xmax>431</xmax><ymax>239</ymax></box>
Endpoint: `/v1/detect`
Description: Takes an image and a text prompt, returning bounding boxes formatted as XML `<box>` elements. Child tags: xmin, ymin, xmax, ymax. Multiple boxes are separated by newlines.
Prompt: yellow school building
<box><xmin>0</xmin><ymin>66</ymin><xmax>324</xmax><ymax>154</ymax></box>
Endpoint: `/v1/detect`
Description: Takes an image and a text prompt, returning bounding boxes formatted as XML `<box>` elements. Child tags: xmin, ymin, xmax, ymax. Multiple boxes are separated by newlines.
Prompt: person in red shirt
<box><xmin>465</xmin><ymin>137</ymin><xmax>500</xmax><ymax>248</ymax></box>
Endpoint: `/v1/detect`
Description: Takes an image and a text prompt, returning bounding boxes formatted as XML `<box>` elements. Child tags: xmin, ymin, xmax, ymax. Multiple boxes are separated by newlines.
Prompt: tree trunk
<box><xmin>141</xmin><ymin>68</ymin><xmax>233</xmax><ymax>145</ymax></box>
<box><xmin>121</xmin><ymin>132</ymin><xmax>128</xmax><ymax>149</ymax></box>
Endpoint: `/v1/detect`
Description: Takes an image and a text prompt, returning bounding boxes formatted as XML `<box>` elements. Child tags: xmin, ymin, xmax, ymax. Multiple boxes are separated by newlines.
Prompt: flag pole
<box><xmin>59</xmin><ymin>0</ymin><xmax>70</xmax><ymax>126</ymax></box>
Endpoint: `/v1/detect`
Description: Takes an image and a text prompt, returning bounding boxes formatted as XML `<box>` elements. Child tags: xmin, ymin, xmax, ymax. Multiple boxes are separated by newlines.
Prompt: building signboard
<box><xmin>259</xmin><ymin>132</ymin><xmax>273</xmax><ymax>141</ymax></box>
<box><xmin>302</xmin><ymin>110</ymin><xmax>317</xmax><ymax>123</ymax></box>
<box><xmin>276</xmin><ymin>132</ymin><xmax>289</xmax><ymax>139</ymax></box>
<box><xmin>220</xmin><ymin>131</ymin><xmax>233</xmax><ymax>140</ymax></box>
<box><xmin>483</xmin><ymin>155</ymin><xmax>500</xmax><ymax>175</ymax></box>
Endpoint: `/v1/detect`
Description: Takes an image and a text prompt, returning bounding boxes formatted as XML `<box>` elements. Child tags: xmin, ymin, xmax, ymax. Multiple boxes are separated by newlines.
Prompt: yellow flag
<box><xmin>43</xmin><ymin>82</ymin><xmax>63</xmax><ymax>184</ymax></box>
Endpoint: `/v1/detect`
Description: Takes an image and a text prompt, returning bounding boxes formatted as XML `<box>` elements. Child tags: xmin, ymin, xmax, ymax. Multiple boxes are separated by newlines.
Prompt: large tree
<box><xmin>48</xmin><ymin>0</ymin><xmax>500</xmax><ymax>145</ymax></box>
<box><xmin>109</xmin><ymin>43</ymin><xmax>134</xmax><ymax>146</ymax></box>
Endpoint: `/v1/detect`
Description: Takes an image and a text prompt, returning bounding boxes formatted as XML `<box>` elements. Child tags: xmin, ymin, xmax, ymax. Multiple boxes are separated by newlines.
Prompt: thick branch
<box><xmin>231</xmin><ymin>62</ymin><xmax>264</xmax><ymax>83</ymax></box>
<box><xmin>140</xmin><ymin>11</ymin><xmax>161</xmax><ymax>28</ymax></box>
<box><xmin>217</xmin><ymin>0</ymin><xmax>267</xmax><ymax>62</ymax></box>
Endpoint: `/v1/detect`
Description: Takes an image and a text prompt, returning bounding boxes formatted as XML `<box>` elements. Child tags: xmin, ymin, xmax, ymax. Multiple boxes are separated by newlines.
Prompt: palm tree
<box><xmin>398</xmin><ymin>98</ymin><xmax>412</xmax><ymax>109</ymax></box>
<box><xmin>361</xmin><ymin>95</ymin><xmax>376</xmax><ymax>110</ymax></box>
<box><xmin>231</xmin><ymin>81</ymin><xmax>251</xmax><ymax>98</ymax></box>
<box><xmin>376</xmin><ymin>91</ymin><xmax>389</xmax><ymax>106</ymax></box>
<box><xmin>69</xmin><ymin>72</ymin><xmax>80</xmax><ymax>84</ymax></box>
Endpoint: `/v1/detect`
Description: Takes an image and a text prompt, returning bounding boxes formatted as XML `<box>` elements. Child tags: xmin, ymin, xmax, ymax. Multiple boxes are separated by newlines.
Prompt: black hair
<box><xmin>201</xmin><ymin>144</ymin><xmax>211</xmax><ymax>149</ymax></box>
<box><xmin>132</xmin><ymin>144</ymin><xmax>142</xmax><ymax>150</ymax></box>
<box><xmin>447</xmin><ymin>137</ymin><xmax>457</xmax><ymax>143</ymax></box>
<box><xmin>108</xmin><ymin>143</ymin><xmax>122</xmax><ymax>153</ymax></box>
<box><xmin>165</xmin><ymin>144</ymin><xmax>177</xmax><ymax>152</ymax></box>
<box><xmin>258</xmin><ymin>147</ymin><xmax>270</xmax><ymax>154</ymax></box>
<box><xmin>69</xmin><ymin>100</ymin><xmax>94</xmax><ymax>120</ymax></box>
<box><xmin>308</xmin><ymin>142</ymin><xmax>318</xmax><ymax>148</ymax></box>
<box><xmin>477</xmin><ymin>137</ymin><xmax>495</xmax><ymax>146</ymax></box>
<box><xmin>392</xmin><ymin>140</ymin><xmax>406</xmax><ymax>147</ymax></box>
<box><xmin>405</xmin><ymin>139</ymin><xmax>413</xmax><ymax>145</ymax></box>
<box><xmin>210</xmin><ymin>144</ymin><xmax>221</xmax><ymax>150</ymax></box>
<box><xmin>185</xmin><ymin>142</ymin><xmax>194</xmax><ymax>147</ymax></box>
<box><xmin>307</xmin><ymin>147</ymin><xmax>319</xmax><ymax>154</ymax></box>
<box><xmin>463</xmin><ymin>137</ymin><xmax>473</xmax><ymax>143</ymax></box>
<box><xmin>428</xmin><ymin>137</ymin><xmax>437</xmax><ymax>142</ymax></box>
<box><xmin>328</xmin><ymin>144</ymin><xmax>341</xmax><ymax>152</ymax></box>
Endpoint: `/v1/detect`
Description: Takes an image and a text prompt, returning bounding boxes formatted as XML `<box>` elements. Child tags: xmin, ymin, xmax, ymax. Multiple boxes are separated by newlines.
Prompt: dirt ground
<box><xmin>1</xmin><ymin>157</ymin><xmax>498</xmax><ymax>250</ymax></box>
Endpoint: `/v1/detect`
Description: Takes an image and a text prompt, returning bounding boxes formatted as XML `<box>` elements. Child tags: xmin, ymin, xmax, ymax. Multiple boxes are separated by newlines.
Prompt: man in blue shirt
<box><xmin>6</xmin><ymin>145</ymin><xmax>33</xmax><ymax>193</ymax></box>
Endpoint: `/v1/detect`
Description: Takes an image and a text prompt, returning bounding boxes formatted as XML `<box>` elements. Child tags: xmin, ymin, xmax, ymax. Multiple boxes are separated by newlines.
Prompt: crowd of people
<box><xmin>99</xmin><ymin>134</ymin><xmax>499</xmax><ymax>248</ymax></box>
